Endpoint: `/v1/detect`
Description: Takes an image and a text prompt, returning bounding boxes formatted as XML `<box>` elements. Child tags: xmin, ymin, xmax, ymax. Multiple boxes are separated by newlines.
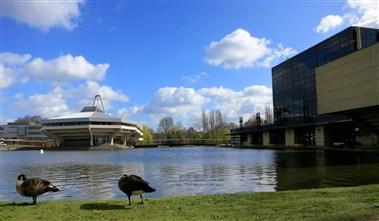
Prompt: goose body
<box><xmin>118</xmin><ymin>174</ymin><xmax>156</xmax><ymax>205</ymax></box>
<box><xmin>16</xmin><ymin>174</ymin><xmax>59</xmax><ymax>204</ymax></box>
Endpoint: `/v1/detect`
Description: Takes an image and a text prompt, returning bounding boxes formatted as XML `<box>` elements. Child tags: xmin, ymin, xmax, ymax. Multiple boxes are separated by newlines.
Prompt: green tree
<box><xmin>186</xmin><ymin>127</ymin><xmax>204</xmax><ymax>144</ymax></box>
<box><xmin>142</xmin><ymin>125</ymin><xmax>153</xmax><ymax>144</ymax></box>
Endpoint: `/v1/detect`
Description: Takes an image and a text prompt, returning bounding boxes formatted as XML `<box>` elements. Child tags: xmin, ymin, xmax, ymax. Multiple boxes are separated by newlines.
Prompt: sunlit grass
<box><xmin>1</xmin><ymin>185</ymin><xmax>379</xmax><ymax>221</ymax></box>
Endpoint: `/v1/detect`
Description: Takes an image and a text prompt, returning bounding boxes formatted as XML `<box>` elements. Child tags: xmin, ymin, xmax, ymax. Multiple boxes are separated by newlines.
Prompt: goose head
<box><xmin>18</xmin><ymin>174</ymin><xmax>26</xmax><ymax>181</ymax></box>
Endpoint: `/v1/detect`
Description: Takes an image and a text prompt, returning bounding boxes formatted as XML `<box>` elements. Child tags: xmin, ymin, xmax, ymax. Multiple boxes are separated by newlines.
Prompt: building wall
<box><xmin>272</xmin><ymin>27</ymin><xmax>379</xmax><ymax>123</ymax></box>
<box><xmin>273</xmin><ymin>27</ymin><xmax>357</xmax><ymax>121</ymax></box>
<box><xmin>0</xmin><ymin>124</ymin><xmax>47</xmax><ymax>140</ymax></box>
<box><xmin>316</xmin><ymin>43</ymin><xmax>379</xmax><ymax>114</ymax></box>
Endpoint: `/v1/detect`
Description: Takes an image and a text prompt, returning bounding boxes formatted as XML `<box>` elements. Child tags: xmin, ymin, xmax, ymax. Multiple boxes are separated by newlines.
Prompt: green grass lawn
<box><xmin>1</xmin><ymin>185</ymin><xmax>379</xmax><ymax>221</ymax></box>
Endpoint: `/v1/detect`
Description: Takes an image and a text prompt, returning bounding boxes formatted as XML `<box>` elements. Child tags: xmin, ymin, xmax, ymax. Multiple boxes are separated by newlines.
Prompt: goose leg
<box><xmin>127</xmin><ymin>194</ymin><xmax>131</xmax><ymax>205</ymax></box>
<box><xmin>140</xmin><ymin>194</ymin><xmax>143</xmax><ymax>204</ymax></box>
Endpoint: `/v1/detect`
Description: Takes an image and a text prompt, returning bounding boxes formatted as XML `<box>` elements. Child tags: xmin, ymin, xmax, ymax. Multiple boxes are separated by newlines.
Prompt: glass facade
<box><xmin>361</xmin><ymin>27</ymin><xmax>379</xmax><ymax>48</ymax></box>
<box><xmin>272</xmin><ymin>27</ymin><xmax>379</xmax><ymax>124</ymax></box>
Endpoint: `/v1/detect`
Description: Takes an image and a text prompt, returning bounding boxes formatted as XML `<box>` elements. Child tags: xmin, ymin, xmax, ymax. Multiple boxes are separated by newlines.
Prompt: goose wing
<box><xmin>129</xmin><ymin>175</ymin><xmax>148</xmax><ymax>184</ymax></box>
<box><xmin>119</xmin><ymin>175</ymin><xmax>152</xmax><ymax>193</ymax></box>
<box><xmin>22</xmin><ymin>178</ymin><xmax>52</xmax><ymax>196</ymax></box>
<box><xmin>128</xmin><ymin>175</ymin><xmax>155</xmax><ymax>192</ymax></box>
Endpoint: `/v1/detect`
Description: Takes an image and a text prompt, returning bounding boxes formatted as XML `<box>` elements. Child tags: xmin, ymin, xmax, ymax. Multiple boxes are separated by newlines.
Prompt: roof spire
<box><xmin>93</xmin><ymin>95</ymin><xmax>105</xmax><ymax>112</ymax></box>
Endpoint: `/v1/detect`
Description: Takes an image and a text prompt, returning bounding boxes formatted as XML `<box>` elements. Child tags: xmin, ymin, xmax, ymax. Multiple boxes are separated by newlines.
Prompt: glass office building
<box><xmin>272</xmin><ymin>26</ymin><xmax>379</xmax><ymax>124</ymax></box>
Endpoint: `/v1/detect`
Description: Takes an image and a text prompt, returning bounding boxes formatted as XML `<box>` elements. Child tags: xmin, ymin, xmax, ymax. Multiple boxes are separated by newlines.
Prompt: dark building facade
<box><xmin>231</xmin><ymin>26</ymin><xmax>379</xmax><ymax>147</ymax></box>
<box><xmin>272</xmin><ymin>27</ymin><xmax>379</xmax><ymax>124</ymax></box>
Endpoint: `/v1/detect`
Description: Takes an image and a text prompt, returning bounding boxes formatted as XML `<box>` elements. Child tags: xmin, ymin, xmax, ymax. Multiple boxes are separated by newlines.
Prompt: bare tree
<box><xmin>201</xmin><ymin>110</ymin><xmax>209</xmax><ymax>132</ymax></box>
<box><xmin>14</xmin><ymin>115</ymin><xmax>43</xmax><ymax>124</ymax></box>
<box><xmin>264</xmin><ymin>105</ymin><xmax>273</xmax><ymax>124</ymax></box>
<box><xmin>215</xmin><ymin>110</ymin><xmax>223</xmax><ymax>127</ymax></box>
<box><xmin>209</xmin><ymin>110</ymin><xmax>215</xmax><ymax>130</ymax></box>
<box><xmin>158</xmin><ymin>117</ymin><xmax>174</xmax><ymax>135</ymax></box>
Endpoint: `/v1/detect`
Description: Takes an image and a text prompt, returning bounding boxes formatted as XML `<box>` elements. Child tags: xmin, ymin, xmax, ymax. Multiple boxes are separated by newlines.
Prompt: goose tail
<box><xmin>144</xmin><ymin>185</ymin><xmax>156</xmax><ymax>193</ymax></box>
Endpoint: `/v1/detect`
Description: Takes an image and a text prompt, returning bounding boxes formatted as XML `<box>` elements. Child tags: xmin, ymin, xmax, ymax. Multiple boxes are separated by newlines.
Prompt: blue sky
<box><xmin>1</xmin><ymin>0</ymin><xmax>378</xmax><ymax>129</ymax></box>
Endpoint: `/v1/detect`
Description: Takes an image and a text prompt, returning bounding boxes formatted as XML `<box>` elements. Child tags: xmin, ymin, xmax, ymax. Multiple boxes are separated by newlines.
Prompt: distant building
<box><xmin>41</xmin><ymin>96</ymin><xmax>143</xmax><ymax>147</ymax></box>
<box><xmin>0</xmin><ymin>123</ymin><xmax>47</xmax><ymax>140</ymax></box>
<box><xmin>231</xmin><ymin>26</ymin><xmax>379</xmax><ymax>146</ymax></box>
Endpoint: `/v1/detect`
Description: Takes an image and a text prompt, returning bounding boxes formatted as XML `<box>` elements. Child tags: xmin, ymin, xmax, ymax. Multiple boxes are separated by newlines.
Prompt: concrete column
<box><xmin>43</xmin><ymin>131</ymin><xmax>61</xmax><ymax>147</ymax></box>
<box><xmin>263</xmin><ymin>132</ymin><xmax>270</xmax><ymax>146</ymax></box>
<box><xmin>55</xmin><ymin>138</ymin><xmax>61</xmax><ymax>147</ymax></box>
<box><xmin>123</xmin><ymin>136</ymin><xmax>127</xmax><ymax>146</ymax></box>
<box><xmin>247</xmin><ymin>134</ymin><xmax>252</xmax><ymax>145</ymax></box>
<box><xmin>89</xmin><ymin>128</ymin><xmax>93</xmax><ymax>146</ymax></box>
<box><xmin>356</xmin><ymin>27</ymin><xmax>362</xmax><ymax>50</ymax></box>
<box><xmin>110</xmin><ymin>136</ymin><xmax>114</xmax><ymax>145</ymax></box>
<box><xmin>285</xmin><ymin>128</ymin><xmax>295</xmax><ymax>146</ymax></box>
<box><xmin>315</xmin><ymin>126</ymin><xmax>325</xmax><ymax>146</ymax></box>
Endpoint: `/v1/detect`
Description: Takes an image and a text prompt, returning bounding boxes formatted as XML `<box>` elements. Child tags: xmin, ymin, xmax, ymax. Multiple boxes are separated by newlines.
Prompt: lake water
<box><xmin>1</xmin><ymin>146</ymin><xmax>379</xmax><ymax>202</ymax></box>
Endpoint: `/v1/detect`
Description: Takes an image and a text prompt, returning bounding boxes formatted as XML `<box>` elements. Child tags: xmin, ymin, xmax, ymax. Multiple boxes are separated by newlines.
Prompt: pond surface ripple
<box><xmin>1</xmin><ymin>146</ymin><xmax>379</xmax><ymax>201</ymax></box>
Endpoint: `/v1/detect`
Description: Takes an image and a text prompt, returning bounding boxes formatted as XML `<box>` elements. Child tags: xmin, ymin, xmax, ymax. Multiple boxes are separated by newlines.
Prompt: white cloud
<box><xmin>11</xmin><ymin>81</ymin><xmax>129</xmax><ymax>118</ymax></box>
<box><xmin>117</xmin><ymin>106</ymin><xmax>143</xmax><ymax>119</ymax></box>
<box><xmin>2</xmin><ymin>52</ymin><xmax>127</xmax><ymax>120</ymax></box>
<box><xmin>316</xmin><ymin>15</ymin><xmax>344</xmax><ymax>33</ymax></box>
<box><xmin>205</xmin><ymin>29</ymin><xmax>296</xmax><ymax>69</ymax></box>
<box><xmin>0</xmin><ymin>64</ymin><xmax>15</xmax><ymax>88</ymax></box>
<box><xmin>261</xmin><ymin>44</ymin><xmax>297</xmax><ymax>68</ymax></box>
<box><xmin>346</xmin><ymin>0</ymin><xmax>379</xmax><ymax>27</ymax></box>
<box><xmin>143</xmin><ymin>87</ymin><xmax>208</xmax><ymax>117</ymax></box>
<box><xmin>198</xmin><ymin>87</ymin><xmax>239</xmax><ymax>102</ymax></box>
<box><xmin>25</xmin><ymin>54</ymin><xmax>109</xmax><ymax>82</ymax></box>
<box><xmin>0</xmin><ymin>52</ymin><xmax>110</xmax><ymax>86</ymax></box>
<box><xmin>70</xmin><ymin>81</ymin><xmax>129</xmax><ymax>109</ymax></box>
<box><xmin>124</xmin><ymin>85</ymin><xmax>272</xmax><ymax>128</ymax></box>
<box><xmin>13</xmin><ymin>88</ymin><xmax>70</xmax><ymax>118</ymax></box>
<box><xmin>199</xmin><ymin>85</ymin><xmax>272</xmax><ymax>120</ymax></box>
<box><xmin>181</xmin><ymin>72</ymin><xmax>208</xmax><ymax>83</ymax></box>
<box><xmin>315</xmin><ymin>0</ymin><xmax>379</xmax><ymax>33</ymax></box>
<box><xmin>1</xmin><ymin>52</ymin><xmax>32</xmax><ymax>65</ymax></box>
<box><xmin>0</xmin><ymin>52</ymin><xmax>32</xmax><ymax>88</ymax></box>
<box><xmin>2</xmin><ymin>0</ymin><xmax>84</xmax><ymax>32</ymax></box>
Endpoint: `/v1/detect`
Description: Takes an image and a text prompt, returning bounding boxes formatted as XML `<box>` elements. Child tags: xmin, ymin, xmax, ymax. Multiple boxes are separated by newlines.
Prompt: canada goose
<box><xmin>118</xmin><ymin>174</ymin><xmax>156</xmax><ymax>205</ymax></box>
<box><xmin>16</xmin><ymin>174</ymin><xmax>59</xmax><ymax>205</ymax></box>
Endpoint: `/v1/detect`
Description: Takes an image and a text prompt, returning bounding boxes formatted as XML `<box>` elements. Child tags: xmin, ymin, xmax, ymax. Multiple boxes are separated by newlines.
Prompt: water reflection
<box><xmin>273</xmin><ymin>150</ymin><xmax>379</xmax><ymax>190</ymax></box>
<box><xmin>1</xmin><ymin>147</ymin><xmax>379</xmax><ymax>201</ymax></box>
<box><xmin>156</xmin><ymin>163</ymin><xmax>276</xmax><ymax>196</ymax></box>
<box><xmin>0</xmin><ymin>147</ymin><xmax>277</xmax><ymax>201</ymax></box>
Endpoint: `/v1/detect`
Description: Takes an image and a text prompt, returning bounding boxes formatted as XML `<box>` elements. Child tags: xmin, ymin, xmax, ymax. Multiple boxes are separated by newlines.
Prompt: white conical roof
<box><xmin>43</xmin><ymin>106</ymin><xmax>122</xmax><ymax>124</ymax></box>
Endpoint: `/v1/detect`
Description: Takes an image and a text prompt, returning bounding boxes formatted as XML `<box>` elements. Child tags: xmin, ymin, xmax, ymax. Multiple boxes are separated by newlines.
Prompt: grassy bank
<box><xmin>2</xmin><ymin>185</ymin><xmax>379</xmax><ymax>221</ymax></box>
